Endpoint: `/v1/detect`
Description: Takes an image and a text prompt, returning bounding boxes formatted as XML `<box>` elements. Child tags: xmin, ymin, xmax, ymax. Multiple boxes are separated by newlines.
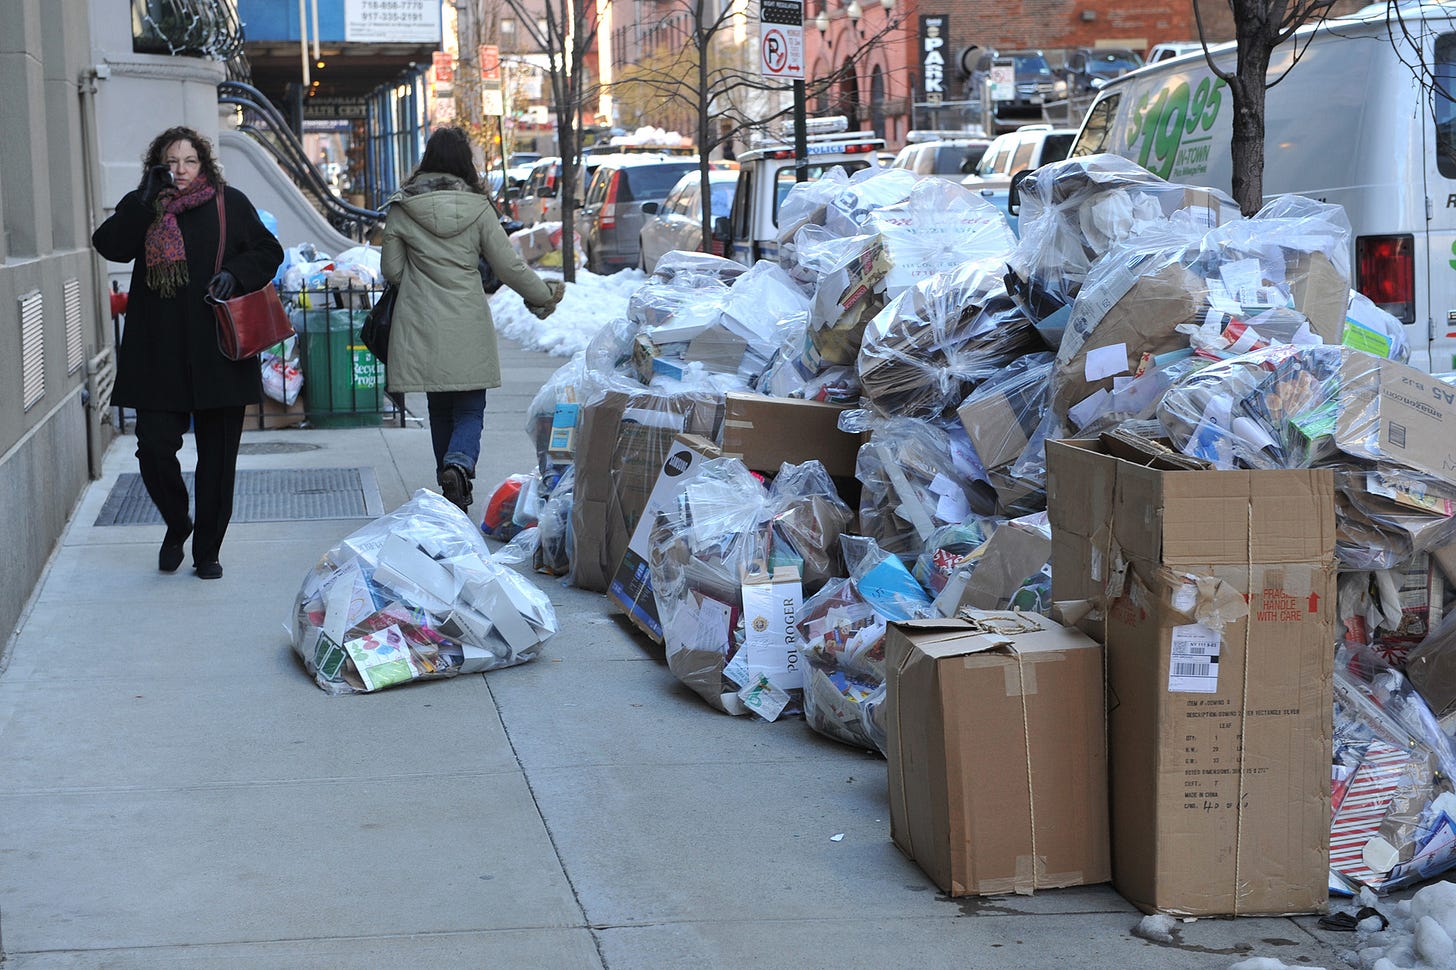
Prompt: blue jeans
<box><xmin>426</xmin><ymin>389</ymin><xmax>487</xmax><ymax>479</ymax></box>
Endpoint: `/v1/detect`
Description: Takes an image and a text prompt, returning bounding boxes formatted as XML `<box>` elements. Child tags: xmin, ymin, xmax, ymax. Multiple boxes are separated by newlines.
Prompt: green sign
<box><xmin>1126</xmin><ymin>76</ymin><xmax>1227</xmax><ymax>180</ymax></box>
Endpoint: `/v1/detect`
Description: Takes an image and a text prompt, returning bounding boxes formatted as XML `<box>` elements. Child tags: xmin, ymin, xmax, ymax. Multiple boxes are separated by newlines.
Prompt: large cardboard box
<box><xmin>607</xmin><ymin>434</ymin><xmax>721</xmax><ymax>642</ymax></box>
<box><xmin>245</xmin><ymin>393</ymin><xmax>307</xmax><ymax>429</ymax></box>
<box><xmin>1045</xmin><ymin>437</ymin><xmax>1336</xmax><ymax>916</ymax></box>
<box><xmin>1337</xmin><ymin>354</ymin><xmax>1456</xmax><ymax>486</ymax></box>
<box><xmin>570</xmin><ymin>390</ymin><xmax>723</xmax><ymax>593</ymax></box>
<box><xmin>719</xmin><ymin>392</ymin><xmax>862</xmax><ymax>479</ymax></box>
<box><xmin>885</xmin><ymin>610</ymin><xmax>1110</xmax><ymax>897</ymax></box>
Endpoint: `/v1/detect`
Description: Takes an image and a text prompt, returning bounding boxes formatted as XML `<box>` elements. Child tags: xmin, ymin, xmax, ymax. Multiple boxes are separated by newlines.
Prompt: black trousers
<box><xmin>133</xmin><ymin>407</ymin><xmax>245</xmax><ymax>565</ymax></box>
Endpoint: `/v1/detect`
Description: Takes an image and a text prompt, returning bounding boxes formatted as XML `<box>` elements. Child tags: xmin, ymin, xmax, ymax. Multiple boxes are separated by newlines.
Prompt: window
<box><xmin>773</xmin><ymin>161</ymin><xmax>871</xmax><ymax>223</ymax></box>
<box><xmin>1011</xmin><ymin>138</ymin><xmax>1037</xmax><ymax>173</ymax></box>
<box><xmin>709</xmin><ymin>182</ymin><xmax>736</xmax><ymax>219</ymax></box>
<box><xmin>501</xmin><ymin>18</ymin><xmax>515</xmax><ymax>34</ymax></box>
<box><xmin>1072</xmin><ymin>95</ymin><xmax>1119</xmax><ymax>157</ymax></box>
<box><xmin>621</xmin><ymin>163</ymin><xmax>699</xmax><ymax>202</ymax></box>
<box><xmin>1437</xmin><ymin>35</ymin><xmax>1456</xmax><ymax>178</ymax></box>
<box><xmin>975</xmin><ymin>137</ymin><xmax>1014</xmax><ymax>177</ymax></box>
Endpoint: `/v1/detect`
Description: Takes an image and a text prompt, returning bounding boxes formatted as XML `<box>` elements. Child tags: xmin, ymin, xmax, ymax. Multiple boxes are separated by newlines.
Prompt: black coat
<box><xmin>93</xmin><ymin>185</ymin><xmax>285</xmax><ymax>411</ymax></box>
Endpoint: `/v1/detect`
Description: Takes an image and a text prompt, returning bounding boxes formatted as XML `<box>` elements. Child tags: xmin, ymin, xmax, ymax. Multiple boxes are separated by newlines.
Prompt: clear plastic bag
<box><xmin>1006</xmin><ymin>154</ymin><xmax>1232</xmax><ymax>335</ymax></box>
<box><xmin>1330</xmin><ymin>647</ymin><xmax>1456</xmax><ymax>894</ymax></box>
<box><xmin>851</xmin><ymin>416</ymin><xmax>997</xmax><ymax>562</ymax></box>
<box><xmin>857</xmin><ymin>257</ymin><xmax>1041</xmax><ymax>421</ymax></box>
<box><xmin>647</xmin><ymin>458</ymin><xmax>774</xmax><ymax>716</ymax></box>
<box><xmin>534</xmin><ymin>464</ymin><xmax>575</xmax><ymax>578</ymax></box>
<box><xmin>765</xmin><ymin>460</ymin><xmax>854</xmax><ymax>595</ymax></box>
<box><xmin>291</xmin><ymin>489</ymin><xmax>558</xmax><ymax>694</ymax></box>
<box><xmin>867</xmin><ymin>177</ymin><xmax>1017</xmax><ymax>299</ymax></box>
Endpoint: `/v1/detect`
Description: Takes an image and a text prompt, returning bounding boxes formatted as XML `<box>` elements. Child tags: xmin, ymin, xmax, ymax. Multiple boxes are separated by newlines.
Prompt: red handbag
<box><xmin>206</xmin><ymin>193</ymin><xmax>294</xmax><ymax>360</ymax></box>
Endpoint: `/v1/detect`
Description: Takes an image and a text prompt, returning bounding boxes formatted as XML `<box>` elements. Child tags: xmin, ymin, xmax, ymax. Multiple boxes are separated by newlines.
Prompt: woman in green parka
<box><xmin>382</xmin><ymin>126</ymin><xmax>564</xmax><ymax>513</ymax></box>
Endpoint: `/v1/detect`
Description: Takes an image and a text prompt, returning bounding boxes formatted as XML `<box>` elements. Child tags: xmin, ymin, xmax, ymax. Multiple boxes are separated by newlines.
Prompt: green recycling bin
<box><xmin>295</xmin><ymin>303</ymin><xmax>383</xmax><ymax>428</ymax></box>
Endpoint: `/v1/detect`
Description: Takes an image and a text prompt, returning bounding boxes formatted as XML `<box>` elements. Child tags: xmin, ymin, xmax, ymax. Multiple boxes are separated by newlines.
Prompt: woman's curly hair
<box><xmin>139</xmin><ymin>126</ymin><xmax>225</xmax><ymax>190</ymax></box>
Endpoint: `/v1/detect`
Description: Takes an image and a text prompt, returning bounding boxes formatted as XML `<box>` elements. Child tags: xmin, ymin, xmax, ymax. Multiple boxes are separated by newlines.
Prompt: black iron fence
<box><xmin>252</xmin><ymin>283</ymin><xmax>402</xmax><ymax>430</ymax></box>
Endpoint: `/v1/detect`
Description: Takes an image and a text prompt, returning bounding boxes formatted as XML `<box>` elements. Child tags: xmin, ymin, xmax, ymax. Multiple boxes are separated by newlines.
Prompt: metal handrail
<box><xmin>218</xmin><ymin>80</ymin><xmax>385</xmax><ymax>241</ymax></box>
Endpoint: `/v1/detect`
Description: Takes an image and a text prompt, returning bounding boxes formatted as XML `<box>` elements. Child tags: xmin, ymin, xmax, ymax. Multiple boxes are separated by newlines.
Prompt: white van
<box><xmin>1069</xmin><ymin>6</ymin><xmax>1456</xmax><ymax>372</ymax></box>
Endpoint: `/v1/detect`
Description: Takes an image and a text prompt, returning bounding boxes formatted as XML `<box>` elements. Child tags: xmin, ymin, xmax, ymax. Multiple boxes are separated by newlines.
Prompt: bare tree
<box><xmin>1194</xmin><ymin>0</ymin><xmax>1340</xmax><ymax>213</ymax></box>
<box><xmin>611</xmin><ymin>0</ymin><xmax>899</xmax><ymax>251</ymax></box>
<box><xmin>498</xmin><ymin>0</ymin><xmax>605</xmax><ymax>282</ymax></box>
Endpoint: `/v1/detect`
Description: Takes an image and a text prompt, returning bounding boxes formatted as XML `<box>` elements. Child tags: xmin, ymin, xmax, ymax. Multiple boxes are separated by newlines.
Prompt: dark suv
<box><xmin>575</xmin><ymin>155</ymin><xmax>701</xmax><ymax>274</ymax></box>
<box><xmin>967</xmin><ymin>49</ymin><xmax>1058</xmax><ymax>134</ymax></box>
<box><xmin>1063</xmin><ymin>48</ymin><xmax>1144</xmax><ymax>95</ymax></box>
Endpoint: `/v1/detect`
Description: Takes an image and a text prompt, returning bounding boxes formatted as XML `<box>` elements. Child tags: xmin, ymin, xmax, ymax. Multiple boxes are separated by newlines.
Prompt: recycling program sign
<box><xmin>760</xmin><ymin>0</ymin><xmax>804</xmax><ymax>80</ymax></box>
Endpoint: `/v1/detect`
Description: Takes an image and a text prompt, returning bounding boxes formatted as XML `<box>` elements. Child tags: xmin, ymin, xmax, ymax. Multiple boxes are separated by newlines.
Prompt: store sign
<box><xmin>303</xmin><ymin>98</ymin><xmax>368</xmax><ymax>120</ymax></box>
<box><xmin>759</xmin><ymin>0</ymin><xmax>803</xmax><ymax>80</ymax></box>
<box><xmin>919</xmin><ymin>15</ymin><xmax>948</xmax><ymax>106</ymax></box>
<box><xmin>344</xmin><ymin>0</ymin><xmax>442</xmax><ymax>44</ymax></box>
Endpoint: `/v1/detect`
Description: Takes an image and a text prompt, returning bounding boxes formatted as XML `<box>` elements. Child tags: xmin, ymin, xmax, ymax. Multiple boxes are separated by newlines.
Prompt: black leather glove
<box><xmin>140</xmin><ymin>165</ymin><xmax>174</xmax><ymax>207</ymax></box>
<box><xmin>208</xmin><ymin>271</ymin><xmax>238</xmax><ymax>300</ymax></box>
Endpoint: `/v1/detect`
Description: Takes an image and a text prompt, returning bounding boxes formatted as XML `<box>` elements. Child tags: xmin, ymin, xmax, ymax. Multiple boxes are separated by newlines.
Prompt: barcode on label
<box><xmin>1169</xmin><ymin>623</ymin><xmax>1221</xmax><ymax>693</ymax></box>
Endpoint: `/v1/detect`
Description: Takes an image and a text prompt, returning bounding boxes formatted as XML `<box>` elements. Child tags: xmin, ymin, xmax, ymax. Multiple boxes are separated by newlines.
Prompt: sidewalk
<box><xmin>0</xmin><ymin>339</ymin><xmax>1351</xmax><ymax>969</ymax></box>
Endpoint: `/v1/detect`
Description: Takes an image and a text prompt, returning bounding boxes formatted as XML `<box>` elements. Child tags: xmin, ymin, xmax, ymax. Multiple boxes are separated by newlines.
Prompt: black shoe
<box><xmin>439</xmin><ymin>464</ymin><xmax>472</xmax><ymax>513</ymax></box>
<box><xmin>159</xmin><ymin>521</ymin><xmax>192</xmax><ymax>573</ymax></box>
<box><xmin>194</xmin><ymin>561</ymin><xmax>223</xmax><ymax>580</ymax></box>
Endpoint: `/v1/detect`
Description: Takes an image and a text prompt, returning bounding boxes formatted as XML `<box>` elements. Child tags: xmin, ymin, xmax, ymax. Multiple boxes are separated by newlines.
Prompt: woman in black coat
<box><xmin>93</xmin><ymin>126</ymin><xmax>284</xmax><ymax>579</ymax></box>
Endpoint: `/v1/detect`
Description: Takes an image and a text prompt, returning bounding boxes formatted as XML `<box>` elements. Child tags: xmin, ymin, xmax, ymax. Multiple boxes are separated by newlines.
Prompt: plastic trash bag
<box><xmin>534</xmin><ymin>465</ymin><xmax>575</xmax><ymax>577</ymax></box>
<box><xmin>1330</xmin><ymin>647</ymin><xmax>1456</xmax><ymax>894</ymax></box>
<box><xmin>292</xmin><ymin>489</ymin><xmax>558</xmax><ymax>694</ymax></box>
<box><xmin>867</xmin><ymin>178</ymin><xmax>1017</xmax><ymax>299</ymax></box>
<box><xmin>648</xmin><ymin>458</ymin><xmax>848</xmax><ymax>718</ymax></box>
<box><xmin>858</xmin><ymin>257</ymin><xmax>1040</xmax><ymax>420</ymax></box>
<box><xmin>847</xmin><ymin>413</ymin><xmax>997</xmax><ymax>562</ymax></box>
<box><xmin>261</xmin><ymin>350</ymin><xmax>303</xmax><ymax>406</ymax></box>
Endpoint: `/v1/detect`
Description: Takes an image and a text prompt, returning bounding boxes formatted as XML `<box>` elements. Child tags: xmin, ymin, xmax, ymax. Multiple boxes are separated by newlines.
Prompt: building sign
<box><xmin>919</xmin><ymin>15</ymin><xmax>948</xmax><ymax>106</ymax></box>
<box><xmin>759</xmin><ymin>0</ymin><xmax>803</xmax><ymax>80</ymax></box>
<box><xmin>303</xmin><ymin>98</ymin><xmax>369</xmax><ymax>121</ymax></box>
<box><xmin>344</xmin><ymin>0</ymin><xmax>442</xmax><ymax>44</ymax></box>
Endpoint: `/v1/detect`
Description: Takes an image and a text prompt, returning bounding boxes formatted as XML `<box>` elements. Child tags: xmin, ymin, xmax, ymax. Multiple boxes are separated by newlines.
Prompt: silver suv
<box><xmin>575</xmin><ymin>155</ymin><xmax>702</xmax><ymax>274</ymax></box>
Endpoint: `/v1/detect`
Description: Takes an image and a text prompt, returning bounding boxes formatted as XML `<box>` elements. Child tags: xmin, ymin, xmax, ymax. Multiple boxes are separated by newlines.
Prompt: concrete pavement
<box><xmin>0</xmin><ymin>338</ymin><xmax>1357</xmax><ymax>969</ymax></box>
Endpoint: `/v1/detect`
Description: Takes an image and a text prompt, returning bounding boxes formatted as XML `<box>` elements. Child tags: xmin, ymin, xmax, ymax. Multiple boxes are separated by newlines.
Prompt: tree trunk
<box><xmin>1228</xmin><ymin>44</ymin><xmax>1271</xmax><ymax>216</ymax></box>
<box><xmin>697</xmin><ymin>21</ymin><xmax>713</xmax><ymax>254</ymax></box>
<box><xmin>559</xmin><ymin>114</ymin><xmax>578</xmax><ymax>282</ymax></box>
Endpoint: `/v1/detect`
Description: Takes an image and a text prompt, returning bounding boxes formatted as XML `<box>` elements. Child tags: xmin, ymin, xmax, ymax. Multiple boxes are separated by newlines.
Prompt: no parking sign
<box><xmin>760</xmin><ymin>0</ymin><xmax>804</xmax><ymax>79</ymax></box>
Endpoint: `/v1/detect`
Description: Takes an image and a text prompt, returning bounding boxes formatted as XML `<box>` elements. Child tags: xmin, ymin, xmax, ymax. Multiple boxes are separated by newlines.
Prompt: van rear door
<box><xmin>1428</xmin><ymin>31</ymin><xmax>1456</xmax><ymax>372</ymax></box>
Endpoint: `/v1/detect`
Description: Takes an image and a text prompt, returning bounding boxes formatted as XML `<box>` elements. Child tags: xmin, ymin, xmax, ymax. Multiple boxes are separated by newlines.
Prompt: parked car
<box><xmin>889</xmin><ymin>137</ymin><xmax>995</xmax><ymax>181</ymax></box>
<box><xmin>1063</xmin><ymin>48</ymin><xmax>1144</xmax><ymax>94</ymax></box>
<box><xmin>966</xmin><ymin>48</ymin><xmax>1059</xmax><ymax>134</ymax></box>
<box><xmin>1146</xmin><ymin>41</ymin><xmax>1205</xmax><ymax>64</ymax></box>
<box><xmin>960</xmin><ymin>124</ymin><xmax>1077</xmax><ymax>194</ymax></box>
<box><xmin>513</xmin><ymin>154</ymin><xmax>621</xmax><ymax>226</ymax></box>
<box><xmin>638</xmin><ymin>169</ymin><xmax>740</xmax><ymax>272</ymax></box>
<box><xmin>575</xmin><ymin>155</ymin><xmax>703</xmax><ymax>274</ymax></box>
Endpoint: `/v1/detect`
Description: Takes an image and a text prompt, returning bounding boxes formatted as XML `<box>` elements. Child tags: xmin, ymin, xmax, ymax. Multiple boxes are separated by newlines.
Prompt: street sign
<box><xmin>482</xmin><ymin>88</ymin><xmax>504</xmax><ymax>117</ymax></box>
<box><xmin>919</xmin><ymin>16</ymin><xmax>947</xmax><ymax>106</ymax></box>
<box><xmin>989</xmin><ymin>65</ymin><xmax>1015</xmax><ymax>101</ymax></box>
<box><xmin>759</xmin><ymin>0</ymin><xmax>803</xmax><ymax>80</ymax></box>
<box><xmin>480</xmin><ymin>44</ymin><xmax>501</xmax><ymax>81</ymax></box>
<box><xmin>433</xmin><ymin>51</ymin><xmax>454</xmax><ymax>84</ymax></box>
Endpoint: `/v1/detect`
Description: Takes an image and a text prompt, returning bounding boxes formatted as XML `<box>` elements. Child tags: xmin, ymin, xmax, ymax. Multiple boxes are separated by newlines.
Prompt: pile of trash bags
<box><xmin>445</xmin><ymin>155</ymin><xmax>1456</xmax><ymax>897</ymax></box>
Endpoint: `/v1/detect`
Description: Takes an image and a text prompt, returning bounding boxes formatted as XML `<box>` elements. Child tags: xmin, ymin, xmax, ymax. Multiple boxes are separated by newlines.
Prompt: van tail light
<box><xmin>600</xmin><ymin>171</ymin><xmax>621</xmax><ymax>229</ymax></box>
<box><xmin>1356</xmin><ymin>234</ymin><xmax>1415</xmax><ymax>324</ymax></box>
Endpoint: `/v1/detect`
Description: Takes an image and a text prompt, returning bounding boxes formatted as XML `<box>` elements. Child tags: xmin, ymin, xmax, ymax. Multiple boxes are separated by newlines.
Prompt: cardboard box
<box><xmin>958</xmin><ymin>383</ymin><xmax>1036</xmax><ymax>472</ymax></box>
<box><xmin>607</xmin><ymin>434</ymin><xmax>721</xmax><ymax>642</ymax></box>
<box><xmin>570</xmin><ymin>389</ymin><xmax>723</xmax><ymax>593</ymax></box>
<box><xmin>885</xmin><ymin>610</ymin><xmax>1110</xmax><ymax>897</ymax></box>
<box><xmin>1045</xmin><ymin>437</ymin><xmax>1336</xmax><ymax>916</ymax></box>
<box><xmin>719</xmin><ymin>392</ymin><xmax>862</xmax><ymax>479</ymax></box>
<box><xmin>1336</xmin><ymin>354</ymin><xmax>1456</xmax><ymax>487</ymax></box>
<box><xmin>246</xmin><ymin>393</ymin><xmax>307</xmax><ymax>429</ymax></box>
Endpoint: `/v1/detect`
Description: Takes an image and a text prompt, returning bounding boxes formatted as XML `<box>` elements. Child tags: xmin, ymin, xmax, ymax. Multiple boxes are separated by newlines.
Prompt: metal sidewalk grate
<box><xmin>93</xmin><ymin>467</ymin><xmax>384</xmax><ymax>526</ymax></box>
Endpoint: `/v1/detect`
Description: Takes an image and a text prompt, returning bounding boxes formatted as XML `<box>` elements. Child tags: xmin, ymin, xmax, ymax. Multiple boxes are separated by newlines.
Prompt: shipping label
<box><xmin>1169</xmin><ymin>623</ymin><xmax>1221</xmax><ymax>693</ymax></box>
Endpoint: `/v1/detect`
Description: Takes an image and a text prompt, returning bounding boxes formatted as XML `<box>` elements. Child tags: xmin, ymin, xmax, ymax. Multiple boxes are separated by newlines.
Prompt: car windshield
<box><xmin>1087</xmin><ymin>52</ymin><xmax>1141</xmax><ymax>76</ymax></box>
<box><xmin>773</xmin><ymin>160</ymin><xmax>872</xmax><ymax>222</ymax></box>
<box><xmin>1041</xmin><ymin>133</ymin><xmax>1076</xmax><ymax>164</ymax></box>
<box><xmin>708</xmin><ymin>182</ymin><xmax>736</xmax><ymax>218</ymax></box>
<box><xmin>1014</xmin><ymin>56</ymin><xmax>1052</xmax><ymax>81</ymax></box>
